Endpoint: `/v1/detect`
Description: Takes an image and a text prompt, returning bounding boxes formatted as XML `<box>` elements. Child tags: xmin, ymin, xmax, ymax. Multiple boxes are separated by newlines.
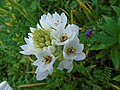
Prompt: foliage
<box><xmin>0</xmin><ymin>0</ymin><xmax>120</xmax><ymax>90</ymax></box>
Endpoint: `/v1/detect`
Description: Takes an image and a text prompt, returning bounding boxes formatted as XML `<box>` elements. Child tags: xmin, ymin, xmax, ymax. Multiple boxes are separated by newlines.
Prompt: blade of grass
<box><xmin>14</xmin><ymin>0</ymin><xmax>37</xmax><ymax>23</ymax></box>
<box><xmin>17</xmin><ymin>83</ymin><xmax>47</xmax><ymax>88</ymax></box>
<box><xmin>6</xmin><ymin>0</ymin><xmax>35</xmax><ymax>25</ymax></box>
<box><xmin>34</xmin><ymin>0</ymin><xmax>46</xmax><ymax>14</ymax></box>
<box><xmin>71</xmin><ymin>9</ymin><xmax>74</xmax><ymax>24</ymax></box>
<box><xmin>110</xmin><ymin>83</ymin><xmax>120</xmax><ymax>90</ymax></box>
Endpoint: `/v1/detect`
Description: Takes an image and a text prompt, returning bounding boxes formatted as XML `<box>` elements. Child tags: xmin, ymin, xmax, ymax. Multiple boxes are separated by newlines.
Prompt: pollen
<box><xmin>43</xmin><ymin>55</ymin><xmax>52</xmax><ymax>64</ymax></box>
<box><xmin>66</xmin><ymin>47</ymin><xmax>76</xmax><ymax>55</ymax></box>
<box><xmin>60</xmin><ymin>33</ymin><xmax>68</xmax><ymax>42</ymax></box>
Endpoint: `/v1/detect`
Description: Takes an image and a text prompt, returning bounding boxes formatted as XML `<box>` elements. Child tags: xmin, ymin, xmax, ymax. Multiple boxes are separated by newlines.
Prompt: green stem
<box><xmin>6</xmin><ymin>0</ymin><xmax>35</xmax><ymax>25</ymax></box>
<box><xmin>14</xmin><ymin>1</ymin><xmax>37</xmax><ymax>23</ymax></box>
<box><xmin>34</xmin><ymin>0</ymin><xmax>46</xmax><ymax>14</ymax></box>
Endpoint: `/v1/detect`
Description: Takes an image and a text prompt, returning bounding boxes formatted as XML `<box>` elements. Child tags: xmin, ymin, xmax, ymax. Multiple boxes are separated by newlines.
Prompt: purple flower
<box><xmin>86</xmin><ymin>30</ymin><xmax>92</xmax><ymax>38</ymax></box>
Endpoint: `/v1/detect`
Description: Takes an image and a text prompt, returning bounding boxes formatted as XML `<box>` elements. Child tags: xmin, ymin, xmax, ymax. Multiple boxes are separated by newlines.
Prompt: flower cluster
<box><xmin>20</xmin><ymin>12</ymin><xmax>86</xmax><ymax>80</ymax></box>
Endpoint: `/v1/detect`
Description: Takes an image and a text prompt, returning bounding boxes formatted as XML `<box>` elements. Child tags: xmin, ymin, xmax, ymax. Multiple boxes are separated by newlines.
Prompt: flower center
<box><xmin>66</xmin><ymin>47</ymin><xmax>76</xmax><ymax>55</ymax></box>
<box><xmin>60</xmin><ymin>33</ymin><xmax>68</xmax><ymax>42</ymax></box>
<box><xmin>43</xmin><ymin>55</ymin><xmax>52</xmax><ymax>64</ymax></box>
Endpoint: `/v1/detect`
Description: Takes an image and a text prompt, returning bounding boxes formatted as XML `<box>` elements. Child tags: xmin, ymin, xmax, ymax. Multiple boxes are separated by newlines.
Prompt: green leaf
<box><xmin>113</xmin><ymin>75</ymin><xmax>120</xmax><ymax>82</ymax></box>
<box><xmin>96</xmin><ymin>49</ymin><xmax>109</xmax><ymax>59</ymax></box>
<box><xmin>112</xmin><ymin>6</ymin><xmax>120</xmax><ymax>17</ymax></box>
<box><xmin>30</xmin><ymin>1</ymin><xmax>37</xmax><ymax>10</ymax></box>
<box><xmin>109</xmin><ymin>0</ymin><xmax>117</xmax><ymax>5</ymax></box>
<box><xmin>70</xmin><ymin>1</ymin><xmax>78</xmax><ymax>9</ymax></box>
<box><xmin>111</xmin><ymin>46</ymin><xmax>120</xmax><ymax>69</ymax></box>
<box><xmin>119</xmin><ymin>33</ymin><xmax>120</xmax><ymax>44</ymax></box>
<box><xmin>118</xmin><ymin>18</ymin><xmax>120</xmax><ymax>26</ymax></box>
<box><xmin>103</xmin><ymin>15</ymin><xmax>120</xmax><ymax>33</ymax></box>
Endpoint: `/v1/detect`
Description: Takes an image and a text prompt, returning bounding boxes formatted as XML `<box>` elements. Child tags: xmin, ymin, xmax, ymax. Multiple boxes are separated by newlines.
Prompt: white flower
<box><xmin>47</xmin><ymin>12</ymin><xmax>67</xmax><ymax>29</ymax></box>
<box><xmin>39</xmin><ymin>14</ymin><xmax>51</xmax><ymax>30</ymax></box>
<box><xmin>63</xmin><ymin>37</ymin><xmax>86</xmax><ymax>61</ymax></box>
<box><xmin>51</xmin><ymin>24</ymin><xmax>77</xmax><ymax>45</ymax></box>
<box><xmin>0</xmin><ymin>81</ymin><xmax>12</xmax><ymax>90</ymax></box>
<box><xmin>66</xmin><ymin>24</ymin><xmax>79</xmax><ymax>36</ymax></box>
<box><xmin>35</xmin><ymin>66</ymin><xmax>53</xmax><ymax>80</ymax></box>
<box><xmin>29</xmin><ymin>14</ymin><xmax>51</xmax><ymax>31</ymax></box>
<box><xmin>43</xmin><ymin>46</ymin><xmax>56</xmax><ymax>53</ymax></box>
<box><xmin>33</xmin><ymin>50</ymin><xmax>55</xmax><ymax>80</ymax></box>
<box><xmin>20</xmin><ymin>36</ymin><xmax>40</xmax><ymax>55</ymax></box>
<box><xmin>57</xmin><ymin>59</ymin><xmax>73</xmax><ymax>73</ymax></box>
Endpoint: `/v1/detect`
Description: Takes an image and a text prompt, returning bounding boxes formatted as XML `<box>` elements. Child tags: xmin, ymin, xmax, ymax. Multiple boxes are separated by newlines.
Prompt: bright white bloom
<box><xmin>63</xmin><ymin>37</ymin><xmax>86</xmax><ymax>61</ymax></box>
<box><xmin>20</xmin><ymin>36</ymin><xmax>40</xmax><ymax>55</ymax></box>
<box><xmin>39</xmin><ymin>14</ymin><xmax>51</xmax><ymax>30</ymax></box>
<box><xmin>57</xmin><ymin>38</ymin><xmax>86</xmax><ymax>72</ymax></box>
<box><xmin>57</xmin><ymin>59</ymin><xmax>73</xmax><ymax>73</ymax></box>
<box><xmin>43</xmin><ymin>46</ymin><xmax>56</xmax><ymax>53</ymax></box>
<box><xmin>66</xmin><ymin>24</ymin><xmax>79</xmax><ymax>36</ymax></box>
<box><xmin>51</xmin><ymin>24</ymin><xmax>77</xmax><ymax>45</ymax></box>
<box><xmin>35</xmin><ymin>66</ymin><xmax>53</xmax><ymax>80</ymax></box>
<box><xmin>0</xmin><ymin>81</ymin><xmax>12</xmax><ymax>90</ymax></box>
<box><xmin>47</xmin><ymin>12</ymin><xmax>67</xmax><ymax>29</ymax></box>
<box><xmin>33</xmin><ymin>50</ymin><xmax>55</xmax><ymax>80</ymax></box>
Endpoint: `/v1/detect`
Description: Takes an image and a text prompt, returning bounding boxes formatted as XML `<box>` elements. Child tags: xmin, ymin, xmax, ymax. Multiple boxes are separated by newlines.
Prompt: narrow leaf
<box><xmin>113</xmin><ymin>75</ymin><xmax>120</xmax><ymax>82</ymax></box>
<box><xmin>112</xmin><ymin>6</ymin><xmax>120</xmax><ymax>16</ymax></box>
<box><xmin>111</xmin><ymin>46</ymin><xmax>120</xmax><ymax>69</ymax></box>
<box><xmin>96</xmin><ymin>49</ymin><xmax>109</xmax><ymax>59</ymax></box>
<box><xmin>103</xmin><ymin>15</ymin><xmax>120</xmax><ymax>33</ymax></box>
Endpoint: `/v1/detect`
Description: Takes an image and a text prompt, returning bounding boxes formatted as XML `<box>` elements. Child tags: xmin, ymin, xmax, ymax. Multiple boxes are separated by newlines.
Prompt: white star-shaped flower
<box><xmin>39</xmin><ymin>14</ymin><xmax>51</xmax><ymax>30</ymax></box>
<box><xmin>50</xmin><ymin>24</ymin><xmax>77</xmax><ymax>45</ymax></box>
<box><xmin>35</xmin><ymin>66</ymin><xmax>53</xmax><ymax>80</ymax></box>
<box><xmin>20</xmin><ymin>36</ymin><xmax>40</xmax><ymax>55</ymax></box>
<box><xmin>58</xmin><ymin>38</ymin><xmax>86</xmax><ymax>72</ymax></box>
<box><xmin>33</xmin><ymin>50</ymin><xmax>56</xmax><ymax>80</ymax></box>
<box><xmin>57</xmin><ymin>59</ymin><xmax>73</xmax><ymax>73</ymax></box>
<box><xmin>47</xmin><ymin>12</ymin><xmax>67</xmax><ymax>29</ymax></box>
<box><xmin>66</xmin><ymin>24</ymin><xmax>79</xmax><ymax>36</ymax></box>
<box><xmin>0</xmin><ymin>81</ymin><xmax>12</xmax><ymax>90</ymax></box>
<box><xmin>63</xmin><ymin>37</ymin><xmax>86</xmax><ymax>61</ymax></box>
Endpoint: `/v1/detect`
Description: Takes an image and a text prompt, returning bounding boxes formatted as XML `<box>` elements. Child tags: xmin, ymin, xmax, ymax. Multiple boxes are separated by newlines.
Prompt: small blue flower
<box><xmin>86</xmin><ymin>30</ymin><xmax>92</xmax><ymax>38</ymax></box>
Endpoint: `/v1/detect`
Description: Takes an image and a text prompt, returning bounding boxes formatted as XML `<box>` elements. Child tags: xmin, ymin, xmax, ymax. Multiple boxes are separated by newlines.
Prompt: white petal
<box><xmin>47</xmin><ymin>13</ymin><xmax>56</xmax><ymax>29</ymax></box>
<box><xmin>61</xmin><ymin>12</ymin><xmax>67</xmax><ymax>27</ymax></box>
<box><xmin>20</xmin><ymin>51</ymin><xmax>32</xmax><ymax>55</ymax></box>
<box><xmin>66</xmin><ymin>24</ymin><xmax>79</xmax><ymax>36</ymax></box>
<box><xmin>33</xmin><ymin>59</ymin><xmax>43</xmax><ymax>67</ymax></box>
<box><xmin>28</xmin><ymin>33</ymin><xmax>33</xmax><ymax>37</ymax></box>
<box><xmin>30</xmin><ymin>27</ymin><xmax>35</xmax><ymax>32</ymax></box>
<box><xmin>42</xmin><ymin>47</ymin><xmax>48</xmax><ymax>51</ymax></box>
<box><xmin>36</xmin><ymin>70</ymin><xmax>49</xmax><ymax>80</ymax></box>
<box><xmin>51</xmin><ymin>39</ymin><xmax>56</xmax><ymax>46</ymax></box>
<box><xmin>48</xmin><ymin>46</ymin><xmax>56</xmax><ymax>53</ymax></box>
<box><xmin>48</xmin><ymin>66</ymin><xmax>53</xmax><ymax>74</ymax></box>
<box><xmin>50</xmin><ymin>31</ymin><xmax>60</xmax><ymax>41</ymax></box>
<box><xmin>57</xmin><ymin>61</ymin><xmax>64</xmax><ymax>70</ymax></box>
<box><xmin>39</xmin><ymin>14</ymin><xmax>51</xmax><ymax>30</ymax></box>
<box><xmin>37</xmin><ymin>23</ymin><xmax>42</xmax><ymax>29</ymax></box>
<box><xmin>57</xmin><ymin>60</ymin><xmax>73</xmax><ymax>72</ymax></box>
<box><xmin>20</xmin><ymin>44</ymin><xmax>28</xmax><ymax>50</ymax></box>
<box><xmin>24</xmin><ymin>37</ymin><xmax>30</xmax><ymax>44</ymax></box>
<box><xmin>74</xmin><ymin>52</ymin><xmax>86</xmax><ymax>61</ymax></box>
<box><xmin>40</xmin><ymin>19</ymin><xmax>51</xmax><ymax>30</ymax></box>
<box><xmin>66</xmin><ymin>62</ymin><xmax>73</xmax><ymax>73</ymax></box>
<box><xmin>75</xmin><ymin>44</ymin><xmax>84</xmax><ymax>53</ymax></box>
<box><xmin>53</xmin><ymin>12</ymin><xmax>60</xmax><ymax>21</ymax></box>
<box><xmin>0</xmin><ymin>81</ymin><xmax>12</xmax><ymax>90</ymax></box>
